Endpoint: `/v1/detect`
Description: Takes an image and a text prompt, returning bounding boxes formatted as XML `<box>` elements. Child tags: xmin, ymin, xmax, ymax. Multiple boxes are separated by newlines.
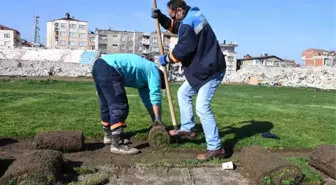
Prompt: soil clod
<box><xmin>0</xmin><ymin>150</ymin><xmax>64</xmax><ymax>185</ymax></box>
<box><xmin>309</xmin><ymin>144</ymin><xmax>336</xmax><ymax>180</ymax></box>
<box><xmin>239</xmin><ymin>145</ymin><xmax>304</xmax><ymax>185</ymax></box>
<box><xmin>35</xmin><ymin>130</ymin><xmax>84</xmax><ymax>152</ymax></box>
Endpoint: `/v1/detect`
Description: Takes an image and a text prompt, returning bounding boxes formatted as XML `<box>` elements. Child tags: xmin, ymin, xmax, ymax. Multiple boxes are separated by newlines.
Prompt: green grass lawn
<box><xmin>0</xmin><ymin>79</ymin><xmax>335</xmax><ymax>150</ymax></box>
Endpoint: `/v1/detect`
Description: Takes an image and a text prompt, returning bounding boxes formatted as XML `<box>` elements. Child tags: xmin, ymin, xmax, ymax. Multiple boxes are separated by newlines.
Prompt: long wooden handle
<box><xmin>152</xmin><ymin>0</ymin><xmax>177</xmax><ymax>128</ymax></box>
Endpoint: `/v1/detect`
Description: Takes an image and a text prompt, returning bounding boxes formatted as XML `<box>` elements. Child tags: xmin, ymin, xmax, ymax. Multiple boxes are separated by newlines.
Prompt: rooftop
<box><xmin>0</xmin><ymin>24</ymin><xmax>20</xmax><ymax>35</ymax></box>
<box><xmin>239</xmin><ymin>54</ymin><xmax>283</xmax><ymax>61</ymax></box>
<box><xmin>49</xmin><ymin>13</ymin><xmax>87</xmax><ymax>22</ymax></box>
<box><xmin>304</xmin><ymin>48</ymin><xmax>336</xmax><ymax>56</ymax></box>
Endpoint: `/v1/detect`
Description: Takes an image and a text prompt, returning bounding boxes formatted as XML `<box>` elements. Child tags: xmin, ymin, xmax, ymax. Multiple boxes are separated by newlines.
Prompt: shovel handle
<box><xmin>152</xmin><ymin>0</ymin><xmax>177</xmax><ymax>129</ymax></box>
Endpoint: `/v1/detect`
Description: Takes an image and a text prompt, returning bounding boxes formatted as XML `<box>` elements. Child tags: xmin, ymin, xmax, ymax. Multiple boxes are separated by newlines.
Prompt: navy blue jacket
<box><xmin>158</xmin><ymin>6</ymin><xmax>226</xmax><ymax>91</ymax></box>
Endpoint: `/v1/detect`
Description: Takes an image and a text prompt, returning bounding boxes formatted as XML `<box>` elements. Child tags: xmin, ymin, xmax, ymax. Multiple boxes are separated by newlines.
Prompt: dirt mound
<box><xmin>309</xmin><ymin>144</ymin><xmax>336</xmax><ymax>179</ymax></box>
<box><xmin>35</xmin><ymin>130</ymin><xmax>84</xmax><ymax>152</ymax></box>
<box><xmin>239</xmin><ymin>145</ymin><xmax>304</xmax><ymax>185</ymax></box>
<box><xmin>0</xmin><ymin>150</ymin><xmax>64</xmax><ymax>185</ymax></box>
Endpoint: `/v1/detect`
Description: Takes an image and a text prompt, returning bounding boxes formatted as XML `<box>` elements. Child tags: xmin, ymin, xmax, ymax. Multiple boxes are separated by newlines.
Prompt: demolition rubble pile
<box><xmin>0</xmin><ymin>59</ymin><xmax>92</xmax><ymax>77</ymax></box>
<box><xmin>224</xmin><ymin>66</ymin><xmax>336</xmax><ymax>90</ymax></box>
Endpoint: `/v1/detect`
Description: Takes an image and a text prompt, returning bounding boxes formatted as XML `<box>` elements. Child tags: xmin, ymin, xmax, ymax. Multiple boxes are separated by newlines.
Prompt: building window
<box><xmin>4</xmin><ymin>41</ymin><xmax>10</xmax><ymax>46</ymax></box>
<box><xmin>90</xmin><ymin>37</ymin><xmax>95</xmax><ymax>42</ymax></box>
<box><xmin>61</xmin><ymin>23</ymin><xmax>66</xmax><ymax>28</ymax></box>
<box><xmin>79</xmin><ymin>42</ymin><xmax>86</xmax><ymax>47</ymax></box>
<box><xmin>60</xmin><ymin>40</ymin><xmax>66</xmax><ymax>46</ymax></box>
<box><xmin>70</xmin><ymin>41</ymin><xmax>77</xmax><ymax>46</ymax></box>
<box><xmin>70</xmin><ymin>24</ymin><xmax>76</xmax><ymax>29</ymax></box>
<box><xmin>152</xmin><ymin>38</ymin><xmax>157</xmax><ymax>43</ymax></box>
<box><xmin>112</xmin><ymin>44</ymin><xmax>118</xmax><ymax>48</ymax></box>
<box><xmin>60</xmin><ymin>32</ymin><xmax>66</xmax><ymax>37</ymax></box>
<box><xmin>139</xmin><ymin>47</ymin><xmax>143</xmax><ymax>51</ymax></box>
<box><xmin>128</xmin><ymin>46</ymin><xmax>133</xmax><ymax>50</ymax></box>
<box><xmin>99</xmin><ymin>44</ymin><xmax>107</xmax><ymax>49</ymax></box>
<box><xmin>128</xmin><ymin>37</ymin><xmax>132</xmax><ymax>41</ymax></box>
<box><xmin>79</xmin><ymin>33</ymin><xmax>86</xmax><ymax>38</ymax></box>
<box><xmin>4</xmin><ymin>34</ymin><xmax>10</xmax><ymax>38</ymax></box>
<box><xmin>79</xmin><ymin>25</ymin><xmax>86</xmax><ymax>29</ymax></box>
<box><xmin>70</xmin><ymin>32</ymin><xmax>76</xmax><ymax>38</ymax></box>
<box><xmin>152</xmin><ymin>47</ymin><xmax>159</xmax><ymax>52</ymax></box>
<box><xmin>121</xmin><ymin>36</ymin><xmax>126</xmax><ymax>41</ymax></box>
<box><xmin>121</xmin><ymin>46</ymin><xmax>126</xmax><ymax>50</ymax></box>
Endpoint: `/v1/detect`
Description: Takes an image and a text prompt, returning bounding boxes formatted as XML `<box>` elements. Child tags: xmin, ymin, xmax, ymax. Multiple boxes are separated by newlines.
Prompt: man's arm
<box><xmin>166</xmin><ymin>24</ymin><xmax>197</xmax><ymax>64</ymax></box>
<box><xmin>138</xmin><ymin>87</ymin><xmax>161</xmax><ymax>122</ymax></box>
<box><xmin>152</xmin><ymin>9</ymin><xmax>180</xmax><ymax>34</ymax></box>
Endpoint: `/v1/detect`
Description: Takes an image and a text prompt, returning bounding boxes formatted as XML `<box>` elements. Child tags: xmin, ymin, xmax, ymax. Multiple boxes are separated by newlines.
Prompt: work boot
<box><xmin>196</xmin><ymin>148</ymin><xmax>226</xmax><ymax>161</ymax></box>
<box><xmin>103</xmin><ymin>126</ymin><xmax>130</xmax><ymax>145</ymax></box>
<box><xmin>110</xmin><ymin>134</ymin><xmax>139</xmax><ymax>155</ymax></box>
<box><xmin>103</xmin><ymin>132</ymin><xmax>130</xmax><ymax>145</ymax></box>
<box><xmin>168</xmin><ymin>129</ymin><xmax>197</xmax><ymax>140</ymax></box>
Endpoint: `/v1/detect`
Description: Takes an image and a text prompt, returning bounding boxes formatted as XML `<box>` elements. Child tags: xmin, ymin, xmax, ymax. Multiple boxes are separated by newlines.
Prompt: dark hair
<box><xmin>167</xmin><ymin>0</ymin><xmax>187</xmax><ymax>10</ymax></box>
<box><xmin>158</xmin><ymin>69</ymin><xmax>166</xmax><ymax>89</ymax></box>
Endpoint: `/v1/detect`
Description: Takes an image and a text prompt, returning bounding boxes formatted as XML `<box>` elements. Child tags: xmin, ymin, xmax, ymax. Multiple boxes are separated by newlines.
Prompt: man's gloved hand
<box><xmin>159</xmin><ymin>54</ymin><xmax>170</xmax><ymax>66</ymax></box>
<box><xmin>151</xmin><ymin>9</ymin><xmax>162</xmax><ymax>19</ymax></box>
<box><xmin>153</xmin><ymin>118</ymin><xmax>166</xmax><ymax>128</ymax></box>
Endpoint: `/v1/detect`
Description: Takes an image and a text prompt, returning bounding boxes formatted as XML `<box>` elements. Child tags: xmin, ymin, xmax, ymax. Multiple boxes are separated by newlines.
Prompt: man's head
<box><xmin>158</xmin><ymin>69</ymin><xmax>166</xmax><ymax>90</ymax></box>
<box><xmin>167</xmin><ymin>0</ymin><xmax>187</xmax><ymax>21</ymax></box>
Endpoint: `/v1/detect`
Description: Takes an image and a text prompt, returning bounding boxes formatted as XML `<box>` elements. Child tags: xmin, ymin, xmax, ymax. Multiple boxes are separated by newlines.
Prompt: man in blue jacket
<box><xmin>92</xmin><ymin>53</ymin><xmax>166</xmax><ymax>155</ymax></box>
<box><xmin>152</xmin><ymin>0</ymin><xmax>226</xmax><ymax>160</ymax></box>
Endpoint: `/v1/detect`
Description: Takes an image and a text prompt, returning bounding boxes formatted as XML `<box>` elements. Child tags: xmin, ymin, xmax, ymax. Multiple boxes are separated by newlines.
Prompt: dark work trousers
<box><xmin>92</xmin><ymin>58</ymin><xmax>129</xmax><ymax>131</ymax></box>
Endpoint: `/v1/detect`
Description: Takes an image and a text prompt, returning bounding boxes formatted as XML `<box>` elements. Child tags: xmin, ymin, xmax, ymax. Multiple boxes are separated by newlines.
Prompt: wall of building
<box><xmin>0</xmin><ymin>30</ymin><xmax>20</xmax><ymax>48</ymax></box>
<box><xmin>302</xmin><ymin>49</ymin><xmax>336</xmax><ymax>67</ymax></box>
<box><xmin>220</xmin><ymin>44</ymin><xmax>238</xmax><ymax>76</ymax></box>
<box><xmin>46</xmin><ymin>20</ymin><xmax>88</xmax><ymax>50</ymax></box>
<box><xmin>88</xmin><ymin>33</ymin><xmax>95</xmax><ymax>50</ymax></box>
<box><xmin>0</xmin><ymin>30</ymin><xmax>14</xmax><ymax>48</ymax></box>
<box><xmin>95</xmin><ymin>30</ymin><xmax>176</xmax><ymax>56</ymax></box>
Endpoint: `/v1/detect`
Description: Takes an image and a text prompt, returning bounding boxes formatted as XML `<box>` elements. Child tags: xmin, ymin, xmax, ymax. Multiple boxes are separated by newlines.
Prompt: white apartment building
<box><xmin>219</xmin><ymin>41</ymin><xmax>238</xmax><ymax>75</ymax></box>
<box><xmin>0</xmin><ymin>25</ymin><xmax>21</xmax><ymax>48</ymax></box>
<box><xmin>46</xmin><ymin>13</ymin><xmax>88</xmax><ymax>49</ymax></box>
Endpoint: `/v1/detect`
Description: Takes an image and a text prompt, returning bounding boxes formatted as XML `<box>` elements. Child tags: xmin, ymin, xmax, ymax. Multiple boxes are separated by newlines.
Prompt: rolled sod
<box><xmin>35</xmin><ymin>130</ymin><xmax>84</xmax><ymax>152</ymax></box>
<box><xmin>0</xmin><ymin>150</ymin><xmax>64</xmax><ymax>185</ymax></box>
<box><xmin>148</xmin><ymin>125</ymin><xmax>170</xmax><ymax>149</ymax></box>
<box><xmin>239</xmin><ymin>146</ymin><xmax>304</xmax><ymax>185</ymax></box>
<box><xmin>309</xmin><ymin>144</ymin><xmax>336</xmax><ymax>179</ymax></box>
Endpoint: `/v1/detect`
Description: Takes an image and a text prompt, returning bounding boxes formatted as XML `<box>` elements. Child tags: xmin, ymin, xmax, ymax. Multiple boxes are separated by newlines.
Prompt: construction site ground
<box><xmin>0</xmin><ymin>137</ymin><xmax>335</xmax><ymax>185</ymax></box>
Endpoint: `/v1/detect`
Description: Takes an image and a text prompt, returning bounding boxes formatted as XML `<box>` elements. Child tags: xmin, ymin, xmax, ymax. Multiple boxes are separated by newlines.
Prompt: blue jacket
<box><xmin>100</xmin><ymin>53</ymin><xmax>162</xmax><ymax>108</ymax></box>
<box><xmin>158</xmin><ymin>6</ymin><xmax>226</xmax><ymax>91</ymax></box>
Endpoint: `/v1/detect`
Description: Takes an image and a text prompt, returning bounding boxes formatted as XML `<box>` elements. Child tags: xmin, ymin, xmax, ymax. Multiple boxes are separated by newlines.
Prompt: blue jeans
<box><xmin>92</xmin><ymin>59</ymin><xmax>129</xmax><ymax>127</ymax></box>
<box><xmin>177</xmin><ymin>72</ymin><xmax>225</xmax><ymax>150</ymax></box>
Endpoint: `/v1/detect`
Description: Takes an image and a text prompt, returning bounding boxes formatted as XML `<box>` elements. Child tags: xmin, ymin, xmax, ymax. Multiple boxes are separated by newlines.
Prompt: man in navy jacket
<box><xmin>152</xmin><ymin>0</ymin><xmax>226</xmax><ymax>160</ymax></box>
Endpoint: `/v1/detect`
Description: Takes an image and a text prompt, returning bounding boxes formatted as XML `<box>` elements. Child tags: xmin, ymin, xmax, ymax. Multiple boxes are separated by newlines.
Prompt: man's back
<box><xmin>100</xmin><ymin>53</ymin><xmax>159</xmax><ymax>89</ymax></box>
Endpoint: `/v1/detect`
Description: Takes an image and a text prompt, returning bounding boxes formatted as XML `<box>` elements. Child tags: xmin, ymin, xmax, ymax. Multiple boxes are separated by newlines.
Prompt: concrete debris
<box><xmin>0</xmin><ymin>59</ymin><xmax>92</xmax><ymax>77</ymax></box>
<box><xmin>223</xmin><ymin>66</ymin><xmax>336</xmax><ymax>90</ymax></box>
<box><xmin>1</xmin><ymin>59</ymin><xmax>335</xmax><ymax>90</ymax></box>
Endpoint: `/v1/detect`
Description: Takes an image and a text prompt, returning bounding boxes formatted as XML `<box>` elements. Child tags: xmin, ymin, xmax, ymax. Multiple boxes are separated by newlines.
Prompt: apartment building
<box><xmin>238</xmin><ymin>54</ymin><xmax>297</xmax><ymax>69</ymax></box>
<box><xmin>95</xmin><ymin>29</ymin><xmax>175</xmax><ymax>56</ymax></box>
<box><xmin>0</xmin><ymin>25</ymin><xmax>21</xmax><ymax>48</ymax></box>
<box><xmin>88</xmin><ymin>31</ymin><xmax>95</xmax><ymax>50</ymax></box>
<box><xmin>219</xmin><ymin>40</ymin><xmax>238</xmax><ymax>75</ymax></box>
<box><xmin>46</xmin><ymin>13</ymin><xmax>88</xmax><ymax>49</ymax></box>
<box><xmin>302</xmin><ymin>48</ymin><xmax>336</xmax><ymax>67</ymax></box>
